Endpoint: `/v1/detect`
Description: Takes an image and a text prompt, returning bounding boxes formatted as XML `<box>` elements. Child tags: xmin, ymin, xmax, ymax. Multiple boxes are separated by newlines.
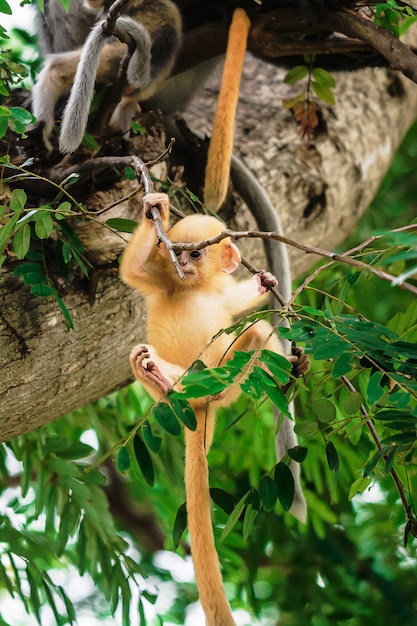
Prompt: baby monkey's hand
<box><xmin>256</xmin><ymin>269</ymin><xmax>278</xmax><ymax>294</ymax></box>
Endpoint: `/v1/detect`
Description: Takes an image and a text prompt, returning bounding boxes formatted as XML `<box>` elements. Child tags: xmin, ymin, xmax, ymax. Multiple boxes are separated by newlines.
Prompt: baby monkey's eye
<box><xmin>190</xmin><ymin>250</ymin><xmax>202</xmax><ymax>259</ymax></box>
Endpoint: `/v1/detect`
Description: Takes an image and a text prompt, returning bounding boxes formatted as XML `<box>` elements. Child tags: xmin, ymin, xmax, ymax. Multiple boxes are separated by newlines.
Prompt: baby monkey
<box><xmin>32</xmin><ymin>0</ymin><xmax>181</xmax><ymax>152</ymax></box>
<box><xmin>120</xmin><ymin>193</ymin><xmax>308</xmax><ymax>626</ymax></box>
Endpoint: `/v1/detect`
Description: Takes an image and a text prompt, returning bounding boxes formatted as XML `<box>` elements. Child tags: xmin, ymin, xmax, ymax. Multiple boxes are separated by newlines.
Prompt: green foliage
<box><xmin>283</xmin><ymin>59</ymin><xmax>336</xmax><ymax>106</ymax></box>
<box><xmin>1</xmin><ymin>5</ymin><xmax>417</xmax><ymax>625</ymax></box>
<box><xmin>375</xmin><ymin>0</ymin><xmax>417</xmax><ymax>36</ymax></box>
<box><xmin>1</xmin><ymin>243</ymin><xmax>416</xmax><ymax>624</ymax></box>
<box><xmin>0</xmin><ymin>156</ymin><xmax>141</xmax><ymax>331</ymax></box>
<box><xmin>0</xmin><ymin>426</ymin><xmax>146</xmax><ymax>626</ymax></box>
<box><xmin>0</xmin><ymin>181</ymin><xmax>94</xmax><ymax>329</ymax></box>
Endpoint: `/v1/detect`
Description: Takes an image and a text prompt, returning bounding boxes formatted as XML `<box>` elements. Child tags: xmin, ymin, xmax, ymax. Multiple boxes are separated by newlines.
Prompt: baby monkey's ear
<box><xmin>220</xmin><ymin>241</ymin><xmax>241</xmax><ymax>274</ymax></box>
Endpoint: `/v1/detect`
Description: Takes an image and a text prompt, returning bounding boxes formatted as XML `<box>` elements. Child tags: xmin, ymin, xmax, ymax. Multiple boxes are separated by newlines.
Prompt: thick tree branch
<box><xmin>175</xmin><ymin>4</ymin><xmax>417</xmax><ymax>84</ymax></box>
<box><xmin>326</xmin><ymin>9</ymin><xmax>417</xmax><ymax>83</ymax></box>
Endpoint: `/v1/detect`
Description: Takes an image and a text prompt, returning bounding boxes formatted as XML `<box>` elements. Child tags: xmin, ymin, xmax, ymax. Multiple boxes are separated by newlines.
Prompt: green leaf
<box><xmin>311</xmin><ymin>397</ymin><xmax>336</xmax><ymax>423</ymax></box>
<box><xmin>312</xmin><ymin>68</ymin><xmax>336</xmax><ymax>88</ymax></box>
<box><xmin>0</xmin><ymin>211</ymin><xmax>19</xmax><ymax>252</ymax></box>
<box><xmin>263</xmin><ymin>378</ymin><xmax>290</xmax><ymax>416</ymax></box>
<box><xmin>274</xmin><ymin>462</ymin><xmax>295</xmax><ymax>512</ymax></box>
<box><xmin>246</xmin><ymin>489</ymin><xmax>261</xmax><ymax>511</ymax></box>
<box><xmin>14</xmin><ymin>262</ymin><xmax>44</xmax><ymax>276</ymax></box>
<box><xmin>142</xmin><ymin>421</ymin><xmax>162</xmax><ymax>453</ymax></box>
<box><xmin>41</xmin><ymin>579</ymin><xmax>60</xmax><ymax>625</ymax></box>
<box><xmin>10</xmin><ymin>188</ymin><xmax>26</xmax><ymax>212</ymax></box>
<box><xmin>61</xmin><ymin>242</ymin><xmax>73</xmax><ymax>263</ymax></box>
<box><xmin>30</xmin><ymin>284</ymin><xmax>55</xmax><ymax>297</ymax></box>
<box><xmin>57</xmin><ymin>501</ymin><xmax>72</xmax><ymax>554</ymax></box>
<box><xmin>14</xmin><ymin>263</ymin><xmax>46</xmax><ymax>286</ymax></box>
<box><xmin>13</xmin><ymin>223</ymin><xmax>31</xmax><ymax>259</ymax></box>
<box><xmin>169</xmin><ymin>397</ymin><xmax>197</xmax><ymax>430</ymax></box>
<box><xmin>331</xmin><ymin>352</ymin><xmax>352</xmax><ymax>379</ymax></box>
<box><xmin>26</xmin><ymin>565</ymin><xmax>41</xmax><ymax>624</ymax></box>
<box><xmin>314</xmin><ymin>336</ymin><xmax>347</xmax><ymax>359</ymax></box>
<box><xmin>367</xmin><ymin>371</ymin><xmax>385</xmax><ymax>404</ymax></box>
<box><xmin>242</xmin><ymin>503</ymin><xmax>258</xmax><ymax>542</ymax></box>
<box><xmin>77</xmin><ymin>520</ymin><xmax>87</xmax><ymax>576</ymax></box>
<box><xmin>0</xmin><ymin>116</ymin><xmax>8</xmax><ymax>138</ymax></box>
<box><xmin>388</xmin><ymin>299</ymin><xmax>417</xmax><ymax>338</ymax></box>
<box><xmin>312</xmin><ymin>82</ymin><xmax>336</xmax><ymax>105</ymax></box>
<box><xmin>326</xmin><ymin>441</ymin><xmax>339</xmax><ymax>471</ymax></box>
<box><xmin>244</xmin><ymin>366</ymin><xmax>290</xmax><ymax>415</ymax></box>
<box><xmin>56</xmin><ymin>201</ymin><xmax>72</xmax><ymax>215</ymax></box>
<box><xmin>116</xmin><ymin>447</ymin><xmax>131</xmax><ymax>472</ymax></box>
<box><xmin>8</xmin><ymin>553</ymin><xmax>28</xmax><ymax>611</ymax></box>
<box><xmin>283</xmin><ymin>65</ymin><xmax>309</xmax><ymax>84</ymax></box>
<box><xmin>80</xmin><ymin>130</ymin><xmax>99</xmax><ymax>151</ymax></box>
<box><xmin>133</xmin><ymin>435</ymin><xmax>154</xmax><ymax>486</ymax></box>
<box><xmin>259</xmin><ymin>349</ymin><xmax>291</xmax><ymax>383</ymax></box>
<box><xmin>58</xmin><ymin>586</ymin><xmax>76</xmax><ymax>624</ymax></box>
<box><xmin>0</xmin><ymin>1</ymin><xmax>12</xmax><ymax>16</ymax></box>
<box><xmin>220</xmin><ymin>493</ymin><xmax>248</xmax><ymax>541</ymax></box>
<box><xmin>21</xmin><ymin>446</ymin><xmax>33</xmax><ymax>498</ymax></box>
<box><xmin>53</xmin><ymin>292</ymin><xmax>74</xmax><ymax>330</ymax></box>
<box><xmin>142</xmin><ymin>589</ymin><xmax>158</xmax><ymax>605</ymax></box>
<box><xmin>9</xmin><ymin>107</ymin><xmax>34</xmax><ymax>124</ymax></box>
<box><xmin>294</xmin><ymin>420</ymin><xmax>317</xmax><ymax>437</ymax></box>
<box><xmin>53</xmin><ymin>441</ymin><xmax>93</xmax><ymax>459</ymax></box>
<box><xmin>106</xmin><ymin>218</ymin><xmax>138</xmax><ymax>233</ymax></box>
<box><xmin>172</xmin><ymin>502</ymin><xmax>187</xmax><ymax>551</ymax></box>
<box><xmin>34</xmin><ymin>212</ymin><xmax>54</xmax><ymax>239</ymax></box>
<box><xmin>364</xmin><ymin>446</ymin><xmax>389</xmax><ymax>476</ymax></box>
<box><xmin>152</xmin><ymin>402</ymin><xmax>181</xmax><ymax>436</ymax></box>
<box><xmin>288</xmin><ymin>445</ymin><xmax>308</xmax><ymax>462</ymax></box>
<box><xmin>179</xmin><ymin>367</ymin><xmax>230</xmax><ymax>398</ymax></box>
<box><xmin>0</xmin><ymin>557</ymin><xmax>14</xmax><ymax>597</ymax></box>
<box><xmin>343</xmin><ymin>391</ymin><xmax>363</xmax><ymax>415</ymax></box>
<box><xmin>373</xmin><ymin>409</ymin><xmax>417</xmax><ymax>423</ymax></box>
<box><xmin>348</xmin><ymin>477</ymin><xmax>372</xmax><ymax>500</ymax></box>
<box><xmin>209</xmin><ymin>488</ymin><xmax>237</xmax><ymax>515</ymax></box>
<box><xmin>259</xmin><ymin>475</ymin><xmax>278</xmax><ymax>511</ymax></box>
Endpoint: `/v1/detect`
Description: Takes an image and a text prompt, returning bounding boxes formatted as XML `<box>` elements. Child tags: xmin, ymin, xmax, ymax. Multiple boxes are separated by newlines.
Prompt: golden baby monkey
<box><xmin>120</xmin><ymin>194</ymin><xmax>308</xmax><ymax>626</ymax></box>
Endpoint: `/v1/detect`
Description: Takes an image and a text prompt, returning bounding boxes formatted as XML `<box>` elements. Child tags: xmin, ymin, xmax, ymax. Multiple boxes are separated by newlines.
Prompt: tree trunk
<box><xmin>1</xmin><ymin>54</ymin><xmax>417</xmax><ymax>441</ymax></box>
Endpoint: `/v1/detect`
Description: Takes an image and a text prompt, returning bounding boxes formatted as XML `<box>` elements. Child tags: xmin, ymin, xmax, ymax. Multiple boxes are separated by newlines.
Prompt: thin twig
<box><xmin>145</xmin><ymin>138</ymin><xmax>176</xmax><ymax>168</ymax></box>
<box><xmin>288</xmin><ymin>223</ymin><xmax>417</xmax><ymax>307</ymax></box>
<box><xmin>341</xmin><ymin>375</ymin><xmax>416</xmax><ymax>537</ymax></box>
<box><xmin>102</xmin><ymin>0</ymin><xmax>134</xmax><ymax>33</ymax></box>
<box><xmin>170</xmin><ymin>227</ymin><xmax>417</xmax><ymax>296</ymax></box>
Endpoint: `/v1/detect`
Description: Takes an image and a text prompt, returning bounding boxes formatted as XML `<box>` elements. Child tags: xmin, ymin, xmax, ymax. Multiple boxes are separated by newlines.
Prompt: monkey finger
<box><xmin>130</xmin><ymin>345</ymin><xmax>150</xmax><ymax>367</ymax></box>
<box><xmin>289</xmin><ymin>347</ymin><xmax>310</xmax><ymax>377</ymax></box>
<box><xmin>257</xmin><ymin>270</ymin><xmax>278</xmax><ymax>290</ymax></box>
<box><xmin>287</xmin><ymin>354</ymin><xmax>298</xmax><ymax>364</ymax></box>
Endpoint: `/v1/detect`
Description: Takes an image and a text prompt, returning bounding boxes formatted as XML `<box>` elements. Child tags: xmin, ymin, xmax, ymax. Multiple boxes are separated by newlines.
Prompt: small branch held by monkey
<box><xmin>130</xmin><ymin>154</ymin><xmax>185</xmax><ymax>280</ymax></box>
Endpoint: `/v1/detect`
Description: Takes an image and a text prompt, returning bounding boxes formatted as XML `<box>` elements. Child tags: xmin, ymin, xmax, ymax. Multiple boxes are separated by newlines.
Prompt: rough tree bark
<box><xmin>1</xmin><ymin>20</ymin><xmax>417</xmax><ymax>440</ymax></box>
